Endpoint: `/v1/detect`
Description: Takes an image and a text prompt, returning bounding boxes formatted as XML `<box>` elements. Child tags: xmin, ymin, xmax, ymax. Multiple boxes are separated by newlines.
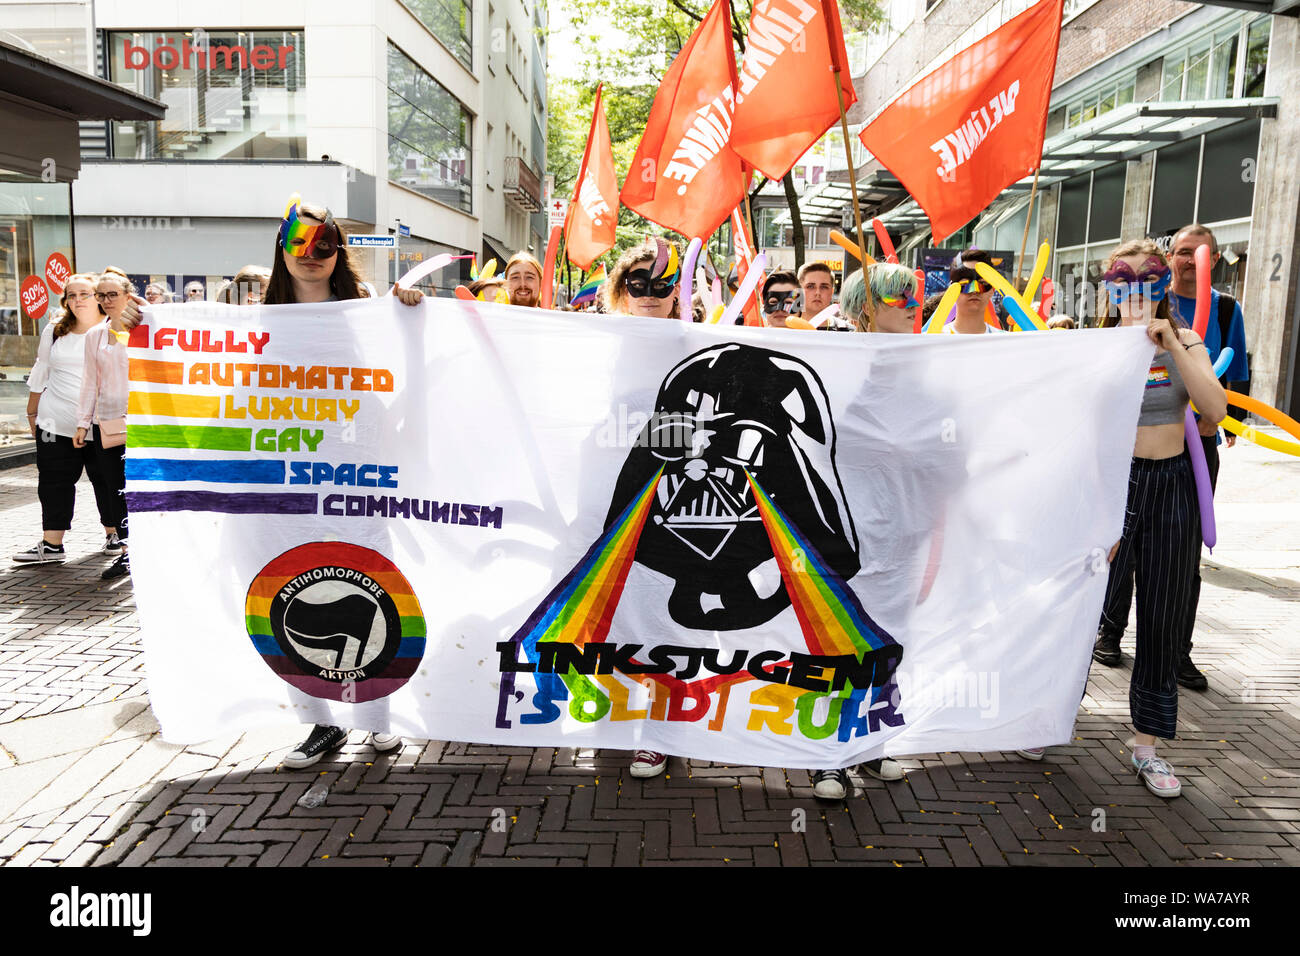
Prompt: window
<box><xmin>1063</xmin><ymin>76</ymin><xmax>1136</xmax><ymax>129</ymax></box>
<box><xmin>1158</xmin><ymin>16</ymin><xmax>1270</xmax><ymax>104</ymax></box>
<box><xmin>1243</xmin><ymin>17</ymin><xmax>1270</xmax><ymax>97</ymax></box>
<box><xmin>1209</xmin><ymin>30</ymin><xmax>1239</xmax><ymax>99</ymax></box>
<box><xmin>1197</xmin><ymin>119</ymin><xmax>1259</xmax><ymax>225</ymax></box>
<box><xmin>106</xmin><ymin>30</ymin><xmax>306</xmax><ymax>160</ymax></box>
<box><xmin>387</xmin><ymin>43</ymin><xmax>473</xmax><ymax>213</ymax></box>
<box><xmin>1149</xmin><ymin>138</ymin><xmax>1199</xmax><ymax>237</ymax></box>
<box><xmin>1057</xmin><ymin>175</ymin><xmax>1090</xmax><ymax>248</ymax></box>
<box><xmin>1160</xmin><ymin>54</ymin><xmax>1186</xmax><ymax>102</ymax></box>
<box><xmin>1184</xmin><ymin>42</ymin><xmax>1210</xmax><ymax>100</ymax></box>
<box><xmin>400</xmin><ymin>0</ymin><xmax>472</xmax><ymax>69</ymax></box>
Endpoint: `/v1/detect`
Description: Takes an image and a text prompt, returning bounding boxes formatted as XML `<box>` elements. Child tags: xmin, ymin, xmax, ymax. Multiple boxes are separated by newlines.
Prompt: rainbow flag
<box><xmin>570</xmin><ymin>264</ymin><xmax>606</xmax><ymax>306</ymax></box>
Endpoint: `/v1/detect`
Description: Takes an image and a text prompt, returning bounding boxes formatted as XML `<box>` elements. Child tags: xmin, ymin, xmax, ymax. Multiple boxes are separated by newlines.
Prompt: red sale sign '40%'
<box><xmin>45</xmin><ymin>252</ymin><xmax>72</xmax><ymax>295</ymax></box>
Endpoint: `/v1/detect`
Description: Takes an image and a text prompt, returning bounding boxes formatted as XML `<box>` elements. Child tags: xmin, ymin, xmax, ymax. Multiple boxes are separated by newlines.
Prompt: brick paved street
<box><xmin>2</xmin><ymin>434</ymin><xmax>1298</xmax><ymax>868</ymax></box>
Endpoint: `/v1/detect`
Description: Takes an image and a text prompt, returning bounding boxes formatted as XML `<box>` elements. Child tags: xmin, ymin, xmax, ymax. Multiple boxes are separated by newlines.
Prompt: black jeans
<box><xmin>35</xmin><ymin>427</ymin><xmax>123</xmax><ymax>533</ymax></box>
<box><xmin>95</xmin><ymin>439</ymin><xmax>128</xmax><ymax>541</ymax></box>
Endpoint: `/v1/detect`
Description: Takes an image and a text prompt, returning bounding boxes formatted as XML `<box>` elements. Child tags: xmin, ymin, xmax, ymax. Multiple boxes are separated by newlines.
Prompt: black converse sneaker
<box><xmin>13</xmin><ymin>540</ymin><xmax>66</xmax><ymax>564</ymax></box>
<box><xmin>812</xmin><ymin>768</ymin><xmax>850</xmax><ymax>800</ymax></box>
<box><xmin>283</xmin><ymin>725</ymin><xmax>348</xmax><ymax>768</ymax></box>
<box><xmin>101</xmin><ymin>552</ymin><xmax>130</xmax><ymax>580</ymax></box>
<box><xmin>103</xmin><ymin>532</ymin><xmax>124</xmax><ymax>555</ymax></box>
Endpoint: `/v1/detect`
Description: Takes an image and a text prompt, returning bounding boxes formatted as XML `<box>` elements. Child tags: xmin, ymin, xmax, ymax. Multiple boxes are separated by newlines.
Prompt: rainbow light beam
<box><xmin>510</xmin><ymin>467</ymin><xmax>664</xmax><ymax>667</ymax></box>
<box><xmin>746</xmin><ymin>470</ymin><xmax>896</xmax><ymax>660</ymax></box>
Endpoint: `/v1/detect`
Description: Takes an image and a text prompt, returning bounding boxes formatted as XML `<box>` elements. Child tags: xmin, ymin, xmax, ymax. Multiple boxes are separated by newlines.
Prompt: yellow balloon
<box><xmin>972</xmin><ymin>262</ymin><xmax>1048</xmax><ymax>331</ymax></box>
<box><xmin>925</xmin><ymin>282</ymin><xmax>961</xmax><ymax>334</ymax></box>
<box><xmin>706</xmin><ymin>303</ymin><xmax>727</xmax><ymax>324</ymax></box>
<box><xmin>1024</xmin><ymin>241</ymin><xmax>1050</xmax><ymax>304</ymax></box>
<box><xmin>1216</xmin><ymin>415</ymin><xmax>1300</xmax><ymax>456</ymax></box>
<box><xmin>1192</xmin><ymin>388</ymin><xmax>1300</xmax><ymax>457</ymax></box>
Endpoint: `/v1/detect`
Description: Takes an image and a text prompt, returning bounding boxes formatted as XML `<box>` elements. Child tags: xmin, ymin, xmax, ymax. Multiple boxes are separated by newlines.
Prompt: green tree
<box><xmin>549</xmin><ymin>0</ymin><xmax>883</xmax><ymax>279</ymax></box>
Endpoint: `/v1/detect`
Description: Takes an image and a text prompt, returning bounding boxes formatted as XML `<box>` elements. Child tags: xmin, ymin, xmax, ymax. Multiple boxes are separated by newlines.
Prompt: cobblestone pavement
<box><xmin>2</xmin><ymin>432</ymin><xmax>1298</xmax><ymax>868</ymax></box>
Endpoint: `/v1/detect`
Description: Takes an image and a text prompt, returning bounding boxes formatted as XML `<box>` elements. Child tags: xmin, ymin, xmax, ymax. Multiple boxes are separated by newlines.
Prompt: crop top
<box><xmin>1137</xmin><ymin>349</ymin><xmax>1190</xmax><ymax>426</ymax></box>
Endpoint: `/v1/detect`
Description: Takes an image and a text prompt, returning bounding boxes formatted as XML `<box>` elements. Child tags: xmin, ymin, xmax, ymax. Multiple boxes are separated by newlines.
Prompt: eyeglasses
<box><xmin>955</xmin><ymin>278</ymin><xmax>993</xmax><ymax>295</ymax></box>
<box><xmin>624</xmin><ymin>269</ymin><xmax>677</xmax><ymax>299</ymax></box>
<box><xmin>94</xmin><ymin>291</ymin><xmax>122</xmax><ymax>301</ymax></box>
<box><xmin>66</xmin><ymin>291</ymin><xmax>95</xmax><ymax>301</ymax></box>
<box><xmin>877</xmin><ymin>290</ymin><xmax>921</xmax><ymax>309</ymax></box>
<box><xmin>763</xmin><ymin>290</ymin><xmax>802</xmax><ymax>314</ymax></box>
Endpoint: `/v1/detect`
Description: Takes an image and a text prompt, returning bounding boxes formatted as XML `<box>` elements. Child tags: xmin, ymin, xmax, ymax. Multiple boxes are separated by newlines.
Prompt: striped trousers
<box><xmin>1098</xmin><ymin>454</ymin><xmax>1201</xmax><ymax>739</ymax></box>
<box><xmin>1099</xmin><ymin>436</ymin><xmax>1218</xmax><ymax>655</ymax></box>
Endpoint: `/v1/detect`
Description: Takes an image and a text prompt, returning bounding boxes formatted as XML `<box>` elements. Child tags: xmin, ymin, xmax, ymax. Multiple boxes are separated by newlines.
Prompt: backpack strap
<box><xmin>1216</xmin><ymin>292</ymin><xmax>1238</xmax><ymax>386</ymax></box>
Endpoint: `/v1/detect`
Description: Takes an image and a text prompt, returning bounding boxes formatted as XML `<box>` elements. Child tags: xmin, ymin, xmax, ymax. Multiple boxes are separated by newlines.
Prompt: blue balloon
<box><xmin>1212</xmin><ymin>346</ymin><xmax>1234</xmax><ymax>379</ymax></box>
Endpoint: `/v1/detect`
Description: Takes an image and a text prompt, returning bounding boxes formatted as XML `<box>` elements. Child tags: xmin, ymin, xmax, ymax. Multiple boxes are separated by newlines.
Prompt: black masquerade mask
<box><xmin>764</xmin><ymin>290</ymin><xmax>803</xmax><ymax>314</ymax></box>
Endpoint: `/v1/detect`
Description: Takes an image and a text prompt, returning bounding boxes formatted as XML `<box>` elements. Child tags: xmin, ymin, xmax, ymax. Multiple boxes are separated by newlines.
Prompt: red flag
<box><xmin>621</xmin><ymin>0</ymin><xmax>745</xmax><ymax>239</ymax></box>
<box><xmin>731</xmin><ymin>0</ymin><xmax>857</xmax><ymax>181</ymax></box>
<box><xmin>564</xmin><ymin>84</ymin><xmax>619</xmax><ymax>270</ymax></box>
<box><xmin>859</xmin><ymin>0</ymin><xmax>1064</xmax><ymax>242</ymax></box>
<box><xmin>731</xmin><ymin>207</ymin><xmax>764</xmax><ymax>326</ymax></box>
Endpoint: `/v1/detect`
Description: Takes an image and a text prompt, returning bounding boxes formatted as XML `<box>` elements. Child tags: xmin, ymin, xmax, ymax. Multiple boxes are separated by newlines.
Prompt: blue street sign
<box><xmin>347</xmin><ymin>235</ymin><xmax>396</xmax><ymax>247</ymax></box>
<box><xmin>397</xmin><ymin>224</ymin><xmax>411</xmax><ymax>238</ymax></box>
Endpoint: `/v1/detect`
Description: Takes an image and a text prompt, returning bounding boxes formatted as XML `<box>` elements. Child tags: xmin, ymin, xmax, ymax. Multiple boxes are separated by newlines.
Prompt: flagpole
<box><xmin>1015</xmin><ymin>164</ymin><xmax>1042</xmax><ymax>292</ymax></box>
<box><xmin>820</xmin><ymin>0</ymin><xmax>868</xmax><ymax>276</ymax></box>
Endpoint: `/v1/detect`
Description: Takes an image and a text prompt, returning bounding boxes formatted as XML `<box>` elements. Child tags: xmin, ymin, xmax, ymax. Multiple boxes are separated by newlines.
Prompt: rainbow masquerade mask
<box><xmin>1102</xmin><ymin>256</ymin><xmax>1171</xmax><ymax>305</ymax></box>
<box><xmin>877</xmin><ymin>288</ymin><xmax>921</xmax><ymax>309</ymax></box>
<box><xmin>955</xmin><ymin>278</ymin><xmax>993</xmax><ymax>295</ymax></box>
<box><xmin>278</xmin><ymin>195</ymin><xmax>340</xmax><ymax>259</ymax></box>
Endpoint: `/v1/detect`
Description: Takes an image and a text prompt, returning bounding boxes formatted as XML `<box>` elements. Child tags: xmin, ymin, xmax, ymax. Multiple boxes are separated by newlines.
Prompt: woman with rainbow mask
<box><xmin>268</xmin><ymin>195</ymin><xmax>424</xmax><ymax>768</ymax></box>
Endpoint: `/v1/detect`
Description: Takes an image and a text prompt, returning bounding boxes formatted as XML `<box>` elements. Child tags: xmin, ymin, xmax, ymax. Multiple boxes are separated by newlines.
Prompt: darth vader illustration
<box><xmin>606</xmin><ymin>343</ymin><xmax>859</xmax><ymax>631</ymax></box>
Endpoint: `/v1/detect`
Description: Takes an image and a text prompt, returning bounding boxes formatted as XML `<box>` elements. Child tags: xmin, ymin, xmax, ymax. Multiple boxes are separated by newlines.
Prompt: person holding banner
<box><xmin>760</xmin><ymin>272</ymin><xmax>802</xmax><ymax>328</ymax></box>
<box><xmin>264</xmin><ymin>195</ymin><xmax>422</xmax><ymax>767</ymax></box>
<box><xmin>1095</xmin><ymin>239</ymin><xmax>1226</xmax><ymax>798</ymax></box>
<box><xmin>15</xmin><ymin>273</ymin><xmax>126</xmax><ymax>567</ymax></box>
<box><xmin>945</xmin><ymin>250</ymin><xmax>1005</xmax><ymax>335</ymax></box>
<box><xmin>505</xmin><ymin>253</ymin><xmax>543</xmax><ymax>309</ymax></box>
<box><xmin>602</xmin><ymin>238</ymin><xmax>682</xmax><ymax>323</ymax></box>
<box><xmin>797</xmin><ymin>263</ymin><xmax>837</xmax><ymax>325</ymax></box>
<box><xmin>1097</xmin><ymin>224</ymin><xmax>1249</xmax><ymax>692</ymax></box>
<box><xmin>599</xmin><ymin>237</ymin><xmax>682</xmax><ymax>777</ymax></box>
<box><xmin>799</xmin><ymin>262</ymin><xmax>931</xmax><ymax>797</ymax></box>
<box><xmin>843</xmin><ymin>262</ymin><xmax>921</xmax><ymax>335</ymax></box>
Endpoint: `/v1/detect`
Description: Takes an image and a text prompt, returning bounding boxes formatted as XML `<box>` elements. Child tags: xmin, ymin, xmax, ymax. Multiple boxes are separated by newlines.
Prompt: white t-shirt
<box><xmin>943</xmin><ymin>322</ymin><xmax>1006</xmax><ymax>334</ymax></box>
<box><xmin>27</xmin><ymin>321</ymin><xmax>90</xmax><ymax>438</ymax></box>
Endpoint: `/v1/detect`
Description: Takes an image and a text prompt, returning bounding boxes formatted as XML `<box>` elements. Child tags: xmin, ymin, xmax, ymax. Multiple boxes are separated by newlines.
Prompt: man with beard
<box><xmin>505</xmin><ymin>252</ymin><xmax>543</xmax><ymax>308</ymax></box>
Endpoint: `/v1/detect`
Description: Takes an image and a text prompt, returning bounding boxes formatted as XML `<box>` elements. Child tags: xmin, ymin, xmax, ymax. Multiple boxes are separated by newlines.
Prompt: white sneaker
<box><xmin>1016</xmin><ymin>748</ymin><xmax>1046</xmax><ymax>761</ymax></box>
<box><xmin>370</xmin><ymin>732</ymin><xmax>402</xmax><ymax>752</ymax></box>
<box><xmin>862</xmin><ymin>758</ymin><xmax>904</xmax><ymax>780</ymax></box>
<box><xmin>812</xmin><ymin>768</ymin><xmax>849</xmax><ymax>799</ymax></box>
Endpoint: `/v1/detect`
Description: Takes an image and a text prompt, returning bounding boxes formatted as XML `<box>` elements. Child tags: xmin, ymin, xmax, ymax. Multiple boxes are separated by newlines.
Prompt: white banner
<box><xmin>126</xmin><ymin>299</ymin><xmax>1152</xmax><ymax>768</ymax></box>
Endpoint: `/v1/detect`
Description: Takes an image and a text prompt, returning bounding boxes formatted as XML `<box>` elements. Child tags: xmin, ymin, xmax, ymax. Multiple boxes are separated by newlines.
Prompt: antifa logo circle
<box><xmin>246</xmin><ymin>543</ymin><xmax>425</xmax><ymax>702</ymax></box>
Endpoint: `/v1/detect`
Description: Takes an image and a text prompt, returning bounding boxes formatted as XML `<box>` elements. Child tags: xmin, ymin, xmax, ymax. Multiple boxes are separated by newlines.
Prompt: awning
<box><xmin>863</xmin><ymin>97</ymin><xmax>1279</xmax><ymax>243</ymax></box>
<box><xmin>1017</xmin><ymin>97</ymin><xmax>1278</xmax><ymax>189</ymax></box>
<box><xmin>0</xmin><ymin>39</ymin><xmax>164</xmax><ymax>120</ymax></box>
<box><xmin>771</xmin><ymin>169</ymin><xmax>910</xmax><ymax>228</ymax></box>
